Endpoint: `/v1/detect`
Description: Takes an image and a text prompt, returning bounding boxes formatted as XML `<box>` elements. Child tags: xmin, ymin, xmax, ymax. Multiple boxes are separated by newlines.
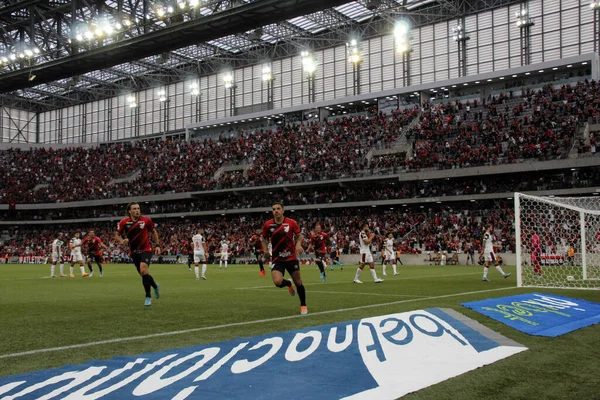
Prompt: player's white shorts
<box><xmin>360</xmin><ymin>252</ymin><xmax>373</xmax><ymax>264</ymax></box>
<box><xmin>385</xmin><ymin>252</ymin><xmax>396</xmax><ymax>261</ymax></box>
<box><xmin>220</xmin><ymin>253</ymin><xmax>229</xmax><ymax>261</ymax></box>
<box><xmin>193</xmin><ymin>252</ymin><xmax>206</xmax><ymax>263</ymax></box>
<box><xmin>484</xmin><ymin>251</ymin><xmax>496</xmax><ymax>263</ymax></box>
<box><xmin>70</xmin><ymin>254</ymin><xmax>83</xmax><ymax>263</ymax></box>
<box><xmin>51</xmin><ymin>253</ymin><xmax>62</xmax><ymax>263</ymax></box>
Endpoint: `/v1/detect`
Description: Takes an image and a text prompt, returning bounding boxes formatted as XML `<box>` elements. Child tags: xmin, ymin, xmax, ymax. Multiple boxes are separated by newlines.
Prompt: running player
<box><xmin>481</xmin><ymin>225</ymin><xmax>511</xmax><ymax>282</ymax></box>
<box><xmin>249</xmin><ymin>229</ymin><xmax>266</xmax><ymax>276</ymax></box>
<box><xmin>68</xmin><ymin>232</ymin><xmax>89</xmax><ymax>277</ymax></box>
<box><xmin>192</xmin><ymin>229</ymin><xmax>209</xmax><ymax>280</ymax></box>
<box><xmin>308</xmin><ymin>223</ymin><xmax>328</xmax><ymax>283</ymax></box>
<box><xmin>81</xmin><ymin>230</ymin><xmax>109</xmax><ymax>277</ymax></box>
<box><xmin>354</xmin><ymin>224</ymin><xmax>384</xmax><ymax>284</ymax></box>
<box><xmin>114</xmin><ymin>202</ymin><xmax>160</xmax><ymax>306</ymax></box>
<box><xmin>262</xmin><ymin>201</ymin><xmax>307</xmax><ymax>315</ymax></box>
<box><xmin>328</xmin><ymin>238</ymin><xmax>343</xmax><ymax>270</ymax></box>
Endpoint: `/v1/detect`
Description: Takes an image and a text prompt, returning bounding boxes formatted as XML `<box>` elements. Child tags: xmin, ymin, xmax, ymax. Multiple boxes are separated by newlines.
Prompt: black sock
<box><xmin>88</xmin><ymin>265</ymin><xmax>93</xmax><ymax>272</ymax></box>
<box><xmin>317</xmin><ymin>260</ymin><xmax>326</xmax><ymax>273</ymax></box>
<box><xmin>98</xmin><ymin>265</ymin><xmax>103</xmax><ymax>273</ymax></box>
<box><xmin>259</xmin><ymin>260</ymin><xmax>264</xmax><ymax>271</ymax></box>
<box><xmin>142</xmin><ymin>274</ymin><xmax>152</xmax><ymax>297</ymax></box>
<box><xmin>276</xmin><ymin>279</ymin><xmax>292</xmax><ymax>288</ymax></box>
<box><xmin>297</xmin><ymin>284</ymin><xmax>306</xmax><ymax>307</ymax></box>
<box><xmin>147</xmin><ymin>274</ymin><xmax>157</xmax><ymax>289</ymax></box>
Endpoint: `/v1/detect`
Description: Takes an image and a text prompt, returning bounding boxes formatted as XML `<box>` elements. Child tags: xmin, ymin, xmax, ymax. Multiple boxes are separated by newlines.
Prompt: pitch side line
<box><xmin>0</xmin><ymin>287</ymin><xmax>517</xmax><ymax>360</ymax></box>
<box><xmin>240</xmin><ymin>288</ymin><xmax>428</xmax><ymax>298</ymax></box>
<box><xmin>236</xmin><ymin>271</ymin><xmax>483</xmax><ymax>289</ymax></box>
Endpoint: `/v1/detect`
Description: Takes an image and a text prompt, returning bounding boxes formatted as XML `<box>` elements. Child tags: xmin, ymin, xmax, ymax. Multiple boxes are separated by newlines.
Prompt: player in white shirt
<box><xmin>219</xmin><ymin>240</ymin><xmax>229</xmax><ymax>270</ymax></box>
<box><xmin>481</xmin><ymin>225</ymin><xmax>511</xmax><ymax>282</ymax></box>
<box><xmin>192</xmin><ymin>230</ymin><xmax>209</xmax><ymax>280</ymax></box>
<box><xmin>383</xmin><ymin>233</ymin><xmax>399</xmax><ymax>276</ymax></box>
<box><xmin>68</xmin><ymin>232</ymin><xmax>89</xmax><ymax>278</ymax></box>
<box><xmin>50</xmin><ymin>237</ymin><xmax>66</xmax><ymax>278</ymax></box>
<box><xmin>354</xmin><ymin>224</ymin><xmax>384</xmax><ymax>284</ymax></box>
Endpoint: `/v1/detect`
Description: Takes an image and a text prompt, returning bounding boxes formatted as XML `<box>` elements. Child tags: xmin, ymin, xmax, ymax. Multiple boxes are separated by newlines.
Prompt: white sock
<box><xmin>80</xmin><ymin>266</ymin><xmax>85</xmax><ymax>275</ymax></box>
<box><xmin>219</xmin><ymin>261</ymin><xmax>222</xmax><ymax>268</ymax></box>
<box><xmin>370</xmin><ymin>268</ymin><xmax>378</xmax><ymax>280</ymax></box>
<box><xmin>69</xmin><ymin>266</ymin><xmax>74</xmax><ymax>275</ymax></box>
<box><xmin>195</xmin><ymin>266</ymin><xmax>199</xmax><ymax>278</ymax></box>
<box><xmin>393</xmin><ymin>264</ymin><xmax>397</xmax><ymax>274</ymax></box>
<box><xmin>50</xmin><ymin>265</ymin><xmax>55</xmax><ymax>276</ymax></box>
<box><xmin>495</xmin><ymin>265</ymin><xmax>506</xmax><ymax>275</ymax></box>
<box><xmin>483</xmin><ymin>267</ymin><xmax>489</xmax><ymax>277</ymax></box>
<box><xmin>59</xmin><ymin>264</ymin><xmax>64</xmax><ymax>274</ymax></box>
<box><xmin>202</xmin><ymin>264</ymin><xmax>207</xmax><ymax>277</ymax></box>
<box><xmin>224</xmin><ymin>261</ymin><xmax>228</xmax><ymax>269</ymax></box>
<box><xmin>382</xmin><ymin>264</ymin><xmax>387</xmax><ymax>275</ymax></box>
<box><xmin>354</xmin><ymin>268</ymin><xmax>362</xmax><ymax>281</ymax></box>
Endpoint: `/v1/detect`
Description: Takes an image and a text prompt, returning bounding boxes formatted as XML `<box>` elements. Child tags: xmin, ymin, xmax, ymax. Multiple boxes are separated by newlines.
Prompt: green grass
<box><xmin>0</xmin><ymin>262</ymin><xmax>599</xmax><ymax>399</ymax></box>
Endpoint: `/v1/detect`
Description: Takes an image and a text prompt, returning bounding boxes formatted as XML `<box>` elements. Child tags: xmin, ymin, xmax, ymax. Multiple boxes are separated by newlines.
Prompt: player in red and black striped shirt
<box><xmin>249</xmin><ymin>229</ymin><xmax>265</xmax><ymax>276</ymax></box>
<box><xmin>308</xmin><ymin>223</ymin><xmax>328</xmax><ymax>283</ymax></box>
<box><xmin>262</xmin><ymin>202</ymin><xmax>307</xmax><ymax>315</ymax></box>
<box><xmin>81</xmin><ymin>231</ymin><xmax>109</xmax><ymax>277</ymax></box>
<box><xmin>114</xmin><ymin>202</ymin><xmax>161</xmax><ymax>307</ymax></box>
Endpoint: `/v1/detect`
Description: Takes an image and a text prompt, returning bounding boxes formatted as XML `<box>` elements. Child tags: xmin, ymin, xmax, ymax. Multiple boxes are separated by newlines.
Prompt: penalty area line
<box><xmin>0</xmin><ymin>286</ymin><xmax>516</xmax><ymax>360</ymax></box>
<box><xmin>240</xmin><ymin>288</ymin><xmax>427</xmax><ymax>298</ymax></box>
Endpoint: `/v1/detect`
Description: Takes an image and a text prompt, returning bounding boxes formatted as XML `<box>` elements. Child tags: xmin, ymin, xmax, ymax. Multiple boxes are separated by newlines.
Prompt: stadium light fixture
<box><xmin>262</xmin><ymin>65</ymin><xmax>274</xmax><ymax>82</ymax></box>
<box><xmin>158</xmin><ymin>90</ymin><xmax>167</xmax><ymax>102</ymax></box>
<box><xmin>394</xmin><ymin>20</ymin><xmax>411</xmax><ymax>53</ymax></box>
<box><xmin>346</xmin><ymin>39</ymin><xmax>362</xmax><ymax>65</ymax></box>
<box><xmin>301</xmin><ymin>51</ymin><xmax>317</xmax><ymax>75</ymax></box>
<box><xmin>190</xmin><ymin>81</ymin><xmax>200</xmax><ymax>96</ymax></box>
<box><xmin>223</xmin><ymin>72</ymin><xmax>235</xmax><ymax>89</ymax></box>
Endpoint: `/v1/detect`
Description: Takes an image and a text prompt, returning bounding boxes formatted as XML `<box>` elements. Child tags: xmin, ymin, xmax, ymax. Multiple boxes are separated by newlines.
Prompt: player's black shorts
<box><xmin>315</xmin><ymin>251</ymin><xmax>326</xmax><ymax>260</ymax></box>
<box><xmin>254</xmin><ymin>251</ymin><xmax>264</xmax><ymax>259</ymax></box>
<box><xmin>330</xmin><ymin>251</ymin><xmax>337</xmax><ymax>260</ymax></box>
<box><xmin>132</xmin><ymin>252</ymin><xmax>153</xmax><ymax>274</ymax></box>
<box><xmin>271</xmin><ymin>259</ymin><xmax>300</xmax><ymax>275</ymax></box>
<box><xmin>87</xmin><ymin>254</ymin><xmax>103</xmax><ymax>263</ymax></box>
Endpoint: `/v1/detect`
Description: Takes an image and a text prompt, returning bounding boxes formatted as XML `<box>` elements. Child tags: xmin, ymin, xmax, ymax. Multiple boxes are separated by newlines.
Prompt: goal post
<box><xmin>515</xmin><ymin>192</ymin><xmax>600</xmax><ymax>290</ymax></box>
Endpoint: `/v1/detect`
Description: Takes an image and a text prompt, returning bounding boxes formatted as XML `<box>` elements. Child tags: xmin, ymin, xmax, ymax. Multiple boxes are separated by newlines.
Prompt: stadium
<box><xmin>0</xmin><ymin>0</ymin><xmax>599</xmax><ymax>398</ymax></box>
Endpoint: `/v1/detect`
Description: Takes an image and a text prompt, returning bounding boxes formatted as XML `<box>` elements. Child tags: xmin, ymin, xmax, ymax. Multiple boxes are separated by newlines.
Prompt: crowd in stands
<box><xmin>1</xmin><ymin>80</ymin><xmax>598</xmax><ymax>206</ymax></box>
<box><xmin>0</xmin><ymin>109</ymin><xmax>418</xmax><ymax>204</ymax></box>
<box><xmin>0</xmin><ymin>202</ymin><xmax>515</xmax><ymax>262</ymax></box>
<box><xmin>3</xmin><ymin>167</ymin><xmax>598</xmax><ymax>221</ymax></box>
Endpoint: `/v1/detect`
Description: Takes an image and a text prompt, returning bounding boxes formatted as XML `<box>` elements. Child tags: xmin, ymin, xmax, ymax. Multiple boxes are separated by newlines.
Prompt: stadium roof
<box><xmin>0</xmin><ymin>0</ymin><xmax>520</xmax><ymax>112</ymax></box>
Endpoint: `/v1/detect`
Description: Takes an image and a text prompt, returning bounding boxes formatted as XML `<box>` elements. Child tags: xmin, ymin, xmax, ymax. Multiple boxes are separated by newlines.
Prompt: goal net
<box><xmin>515</xmin><ymin>193</ymin><xmax>600</xmax><ymax>290</ymax></box>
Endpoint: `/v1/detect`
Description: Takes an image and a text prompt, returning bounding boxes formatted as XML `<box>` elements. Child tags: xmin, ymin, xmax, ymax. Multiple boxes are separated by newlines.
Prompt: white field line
<box><xmin>0</xmin><ymin>287</ymin><xmax>516</xmax><ymax>360</ymax></box>
<box><xmin>240</xmin><ymin>288</ymin><xmax>428</xmax><ymax>298</ymax></box>
<box><xmin>237</xmin><ymin>271</ymin><xmax>483</xmax><ymax>289</ymax></box>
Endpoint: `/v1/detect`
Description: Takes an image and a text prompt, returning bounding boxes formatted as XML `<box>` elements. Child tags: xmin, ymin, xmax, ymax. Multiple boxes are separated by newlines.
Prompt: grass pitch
<box><xmin>0</xmin><ymin>262</ymin><xmax>599</xmax><ymax>400</ymax></box>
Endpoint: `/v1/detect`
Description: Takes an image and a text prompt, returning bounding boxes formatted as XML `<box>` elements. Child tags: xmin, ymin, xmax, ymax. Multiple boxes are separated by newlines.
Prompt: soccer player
<box><xmin>354</xmin><ymin>224</ymin><xmax>384</xmax><ymax>284</ymax></box>
<box><xmin>328</xmin><ymin>238</ymin><xmax>343</xmax><ymax>270</ymax></box>
<box><xmin>262</xmin><ymin>201</ymin><xmax>307</xmax><ymax>315</ymax></box>
<box><xmin>114</xmin><ymin>202</ymin><xmax>161</xmax><ymax>307</ymax></box>
<box><xmin>531</xmin><ymin>232</ymin><xmax>542</xmax><ymax>278</ymax></box>
<box><xmin>249</xmin><ymin>229</ymin><xmax>266</xmax><ymax>276</ymax></box>
<box><xmin>50</xmin><ymin>236</ymin><xmax>66</xmax><ymax>278</ymax></box>
<box><xmin>192</xmin><ymin>229</ymin><xmax>209</xmax><ymax>280</ymax></box>
<box><xmin>185</xmin><ymin>240</ymin><xmax>194</xmax><ymax>271</ymax></box>
<box><xmin>481</xmin><ymin>225</ymin><xmax>511</xmax><ymax>282</ymax></box>
<box><xmin>383</xmin><ymin>233</ymin><xmax>399</xmax><ymax>276</ymax></box>
<box><xmin>308</xmin><ymin>223</ymin><xmax>328</xmax><ymax>283</ymax></box>
<box><xmin>219</xmin><ymin>239</ymin><xmax>229</xmax><ymax>269</ymax></box>
<box><xmin>82</xmin><ymin>230</ymin><xmax>109</xmax><ymax>277</ymax></box>
<box><xmin>68</xmin><ymin>232</ymin><xmax>89</xmax><ymax>277</ymax></box>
